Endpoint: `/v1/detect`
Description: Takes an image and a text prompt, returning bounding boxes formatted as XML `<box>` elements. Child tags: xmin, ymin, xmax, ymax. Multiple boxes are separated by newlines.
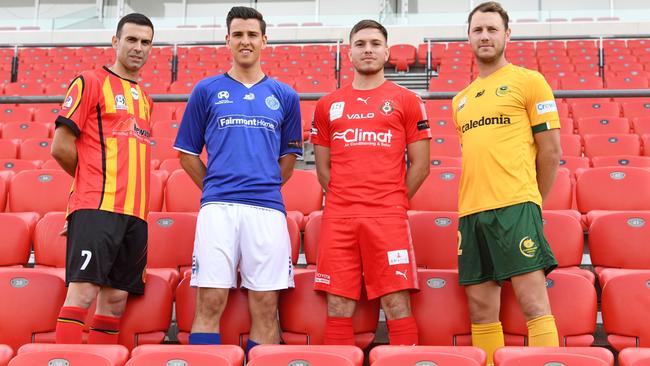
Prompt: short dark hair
<box><xmin>349</xmin><ymin>19</ymin><xmax>387</xmax><ymax>43</ymax></box>
<box><xmin>116</xmin><ymin>13</ymin><xmax>154</xmax><ymax>37</ymax></box>
<box><xmin>227</xmin><ymin>6</ymin><xmax>266</xmax><ymax>35</ymax></box>
<box><xmin>468</xmin><ymin>1</ymin><xmax>509</xmax><ymax>32</ymax></box>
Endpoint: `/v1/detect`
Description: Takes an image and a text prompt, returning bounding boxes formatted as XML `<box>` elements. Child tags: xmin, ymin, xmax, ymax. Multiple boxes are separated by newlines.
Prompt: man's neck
<box><xmin>228</xmin><ymin>64</ymin><xmax>265</xmax><ymax>85</ymax></box>
<box><xmin>352</xmin><ymin>71</ymin><xmax>386</xmax><ymax>90</ymax></box>
<box><xmin>477</xmin><ymin>58</ymin><xmax>509</xmax><ymax>79</ymax></box>
<box><xmin>108</xmin><ymin>63</ymin><xmax>138</xmax><ymax>81</ymax></box>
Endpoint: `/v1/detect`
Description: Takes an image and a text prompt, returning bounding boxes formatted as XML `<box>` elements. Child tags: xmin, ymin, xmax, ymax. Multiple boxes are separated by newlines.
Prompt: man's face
<box><xmin>468</xmin><ymin>11</ymin><xmax>510</xmax><ymax>64</ymax></box>
<box><xmin>112</xmin><ymin>23</ymin><xmax>153</xmax><ymax>72</ymax></box>
<box><xmin>226</xmin><ymin>18</ymin><xmax>267</xmax><ymax>68</ymax></box>
<box><xmin>349</xmin><ymin>28</ymin><xmax>389</xmax><ymax>75</ymax></box>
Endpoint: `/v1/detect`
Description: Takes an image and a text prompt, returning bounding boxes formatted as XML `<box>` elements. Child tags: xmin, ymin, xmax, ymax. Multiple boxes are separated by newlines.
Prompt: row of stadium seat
<box><xmin>0</xmin><ymin>267</ymin><xmax>648</xmax><ymax>355</ymax></box>
<box><xmin>1</xmin><ymin>343</ymin><xmax>648</xmax><ymax>366</ymax></box>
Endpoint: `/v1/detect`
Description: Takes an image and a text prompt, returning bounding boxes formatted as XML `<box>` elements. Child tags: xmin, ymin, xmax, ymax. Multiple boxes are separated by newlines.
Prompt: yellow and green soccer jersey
<box><xmin>452</xmin><ymin>63</ymin><xmax>560</xmax><ymax>217</ymax></box>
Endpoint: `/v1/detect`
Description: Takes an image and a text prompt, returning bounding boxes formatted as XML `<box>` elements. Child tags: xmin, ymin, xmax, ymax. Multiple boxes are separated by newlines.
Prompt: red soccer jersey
<box><xmin>56</xmin><ymin>66</ymin><xmax>153</xmax><ymax>221</ymax></box>
<box><xmin>311</xmin><ymin>81</ymin><xmax>430</xmax><ymax>218</ymax></box>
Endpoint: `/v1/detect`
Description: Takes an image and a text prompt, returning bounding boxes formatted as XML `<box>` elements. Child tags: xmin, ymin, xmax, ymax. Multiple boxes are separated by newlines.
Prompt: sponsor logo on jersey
<box><xmin>243</xmin><ymin>92</ymin><xmax>255</xmax><ymax>100</ymax></box>
<box><xmin>265</xmin><ymin>95</ymin><xmax>280</xmax><ymax>110</ymax></box>
<box><xmin>287</xmin><ymin>139</ymin><xmax>302</xmax><ymax>149</ymax></box>
<box><xmin>332</xmin><ymin>128</ymin><xmax>393</xmax><ymax>147</ymax></box>
<box><xmin>346</xmin><ymin>112</ymin><xmax>375</xmax><ymax>119</ymax></box>
<box><xmin>215</xmin><ymin>90</ymin><xmax>233</xmax><ymax>105</ymax></box>
<box><xmin>460</xmin><ymin>115</ymin><xmax>511</xmax><ymax>133</ymax></box>
<box><xmin>535</xmin><ymin>100</ymin><xmax>558</xmax><ymax>115</ymax></box>
<box><xmin>115</xmin><ymin>95</ymin><xmax>128</xmax><ymax>110</ymax></box>
<box><xmin>475</xmin><ymin>89</ymin><xmax>485</xmax><ymax>98</ymax></box>
<box><xmin>217</xmin><ymin>114</ymin><xmax>278</xmax><ymax>132</ymax></box>
<box><xmin>130</xmin><ymin>87</ymin><xmax>139</xmax><ymax>100</ymax></box>
<box><xmin>315</xmin><ymin>272</ymin><xmax>330</xmax><ymax>285</ymax></box>
<box><xmin>357</xmin><ymin>96</ymin><xmax>370</xmax><ymax>104</ymax></box>
<box><xmin>380</xmin><ymin>100</ymin><xmax>394</xmax><ymax>115</ymax></box>
<box><xmin>113</xmin><ymin>115</ymin><xmax>151</xmax><ymax>138</ymax></box>
<box><xmin>330</xmin><ymin>101</ymin><xmax>345</xmax><ymax>120</ymax></box>
<box><xmin>457</xmin><ymin>96</ymin><xmax>467</xmax><ymax>112</ymax></box>
<box><xmin>495</xmin><ymin>85</ymin><xmax>510</xmax><ymax>97</ymax></box>
<box><xmin>395</xmin><ymin>269</ymin><xmax>408</xmax><ymax>280</ymax></box>
<box><xmin>519</xmin><ymin>236</ymin><xmax>538</xmax><ymax>258</ymax></box>
<box><xmin>387</xmin><ymin>249</ymin><xmax>409</xmax><ymax>265</ymax></box>
<box><xmin>417</xmin><ymin>120</ymin><xmax>430</xmax><ymax>131</ymax></box>
<box><xmin>63</xmin><ymin>95</ymin><xmax>74</xmax><ymax>108</ymax></box>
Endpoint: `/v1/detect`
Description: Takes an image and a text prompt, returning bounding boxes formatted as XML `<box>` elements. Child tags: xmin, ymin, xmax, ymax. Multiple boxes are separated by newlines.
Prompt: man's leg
<box><xmin>247</xmin><ymin>289</ymin><xmax>280</xmax><ymax>355</ymax></box>
<box><xmin>465</xmin><ymin>281</ymin><xmax>503</xmax><ymax>366</ymax></box>
<box><xmin>56</xmin><ymin>282</ymin><xmax>100</xmax><ymax>343</ymax></box>
<box><xmin>511</xmin><ymin>269</ymin><xmax>558</xmax><ymax>347</ymax></box>
<box><xmin>88</xmin><ymin>287</ymin><xmax>129</xmax><ymax>344</ymax></box>
<box><xmin>324</xmin><ymin>293</ymin><xmax>357</xmax><ymax>345</ymax></box>
<box><xmin>380</xmin><ymin>290</ymin><xmax>418</xmax><ymax>345</ymax></box>
<box><xmin>190</xmin><ymin>287</ymin><xmax>229</xmax><ymax>344</ymax></box>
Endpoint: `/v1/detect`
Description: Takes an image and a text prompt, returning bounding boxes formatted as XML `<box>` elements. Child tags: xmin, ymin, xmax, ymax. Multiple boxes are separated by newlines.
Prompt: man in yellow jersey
<box><xmin>452</xmin><ymin>2</ymin><xmax>562</xmax><ymax>364</ymax></box>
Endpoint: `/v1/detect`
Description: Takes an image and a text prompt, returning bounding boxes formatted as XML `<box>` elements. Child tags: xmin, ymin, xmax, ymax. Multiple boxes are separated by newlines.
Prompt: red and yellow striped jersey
<box><xmin>56</xmin><ymin>66</ymin><xmax>153</xmax><ymax>220</ymax></box>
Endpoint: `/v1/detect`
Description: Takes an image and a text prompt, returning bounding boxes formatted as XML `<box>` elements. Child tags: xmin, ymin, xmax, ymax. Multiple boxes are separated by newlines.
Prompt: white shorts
<box><xmin>190</xmin><ymin>202</ymin><xmax>294</xmax><ymax>291</ymax></box>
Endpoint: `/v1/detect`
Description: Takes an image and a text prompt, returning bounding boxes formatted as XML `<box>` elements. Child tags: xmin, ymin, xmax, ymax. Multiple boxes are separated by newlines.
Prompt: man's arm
<box><xmin>51</xmin><ymin>125</ymin><xmax>78</xmax><ymax>177</ymax></box>
<box><xmin>405</xmin><ymin>139</ymin><xmax>430</xmax><ymax>199</ymax></box>
<box><xmin>313</xmin><ymin>145</ymin><xmax>331</xmax><ymax>192</ymax></box>
<box><xmin>179</xmin><ymin>152</ymin><xmax>207</xmax><ymax>190</ymax></box>
<box><xmin>534</xmin><ymin>128</ymin><xmax>562</xmax><ymax>201</ymax></box>
<box><xmin>279</xmin><ymin>154</ymin><xmax>297</xmax><ymax>186</ymax></box>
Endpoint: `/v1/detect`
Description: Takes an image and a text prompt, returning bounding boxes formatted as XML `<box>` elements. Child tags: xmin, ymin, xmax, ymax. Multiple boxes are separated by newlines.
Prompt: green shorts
<box><xmin>458</xmin><ymin>202</ymin><xmax>557</xmax><ymax>285</ymax></box>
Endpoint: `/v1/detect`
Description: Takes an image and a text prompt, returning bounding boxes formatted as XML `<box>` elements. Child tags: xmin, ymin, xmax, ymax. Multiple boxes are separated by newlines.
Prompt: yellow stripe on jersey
<box><xmin>102</xmin><ymin>77</ymin><xmax>116</xmax><ymax>114</ymax></box>
<box><xmin>123</xmin><ymin>137</ymin><xmax>137</xmax><ymax>216</ymax></box>
<box><xmin>139</xmin><ymin>142</ymin><xmax>147</xmax><ymax>219</ymax></box>
<box><xmin>64</xmin><ymin>78</ymin><xmax>84</xmax><ymax>119</ymax></box>
<box><xmin>120</xmin><ymin>79</ymin><xmax>135</xmax><ymax>115</ymax></box>
<box><xmin>135</xmin><ymin>84</ymin><xmax>147</xmax><ymax>120</ymax></box>
<box><xmin>100</xmin><ymin>137</ymin><xmax>118</xmax><ymax>212</ymax></box>
<box><xmin>141</xmin><ymin>90</ymin><xmax>151</xmax><ymax>121</ymax></box>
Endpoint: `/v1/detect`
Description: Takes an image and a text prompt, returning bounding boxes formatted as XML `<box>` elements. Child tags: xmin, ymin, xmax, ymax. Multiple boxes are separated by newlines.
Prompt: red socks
<box><xmin>55</xmin><ymin>306</ymin><xmax>88</xmax><ymax>344</ymax></box>
<box><xmin>324</xmin><ymin>316</ymin><xmax>355</xmax><ymax>345</ymax></box>
<box><xmin>88</xmin><ymin>314</ymin><xmax>121</xmax><ymax>344</ymax></box>
<box><xmin>387</xmin><ymin>316</ymin><xmax>419</xmax><ymax>345</ymax></box>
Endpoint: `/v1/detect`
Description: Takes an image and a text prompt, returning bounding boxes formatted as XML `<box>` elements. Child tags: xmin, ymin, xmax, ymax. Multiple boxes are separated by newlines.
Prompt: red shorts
<box><xmin>314</xmin><ymin>216</ymin><xmax>419</xmax><ymax>300</ymax></box>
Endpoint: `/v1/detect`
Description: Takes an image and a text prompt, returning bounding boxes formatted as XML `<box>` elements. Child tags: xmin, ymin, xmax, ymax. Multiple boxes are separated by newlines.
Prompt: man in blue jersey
<box><xmin>173</xmin><ymin>6</ymin><xmax>302</xmax><ymax>354</ymax></box>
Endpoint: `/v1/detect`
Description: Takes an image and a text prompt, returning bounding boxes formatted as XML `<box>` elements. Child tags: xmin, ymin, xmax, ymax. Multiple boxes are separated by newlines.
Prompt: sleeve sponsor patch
<box><xmin>417</xmin><ymin>120</ymin><xmax>430</xmax><ymax>131</ymax></box>
<box><xmin>287</xmin><ymin>139</ymin><xmax>302</xmax><ymax>149</ymax></box>
<box><xmin>535</xmin><ymin>100</ymin><xmax>557</xmax><ymax>115</ymax></box>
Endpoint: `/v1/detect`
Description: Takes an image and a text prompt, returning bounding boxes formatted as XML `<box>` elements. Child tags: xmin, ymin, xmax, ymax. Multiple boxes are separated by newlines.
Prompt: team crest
<box><xmin>519</xmin><ymin>236</ymin><xmax>538</xmax><ymax>258</ymax></box>
<box><xmin>380</xmin><ymin>100</ymin><xmax>394</xmax><ymax>115</ymax></box>
<box><xmin>329</xmin><ymin>101</ymin><xmax>345</xmax><ymax>120</ymax></box>
<box><xmin>115</xmin><ymin>95</ymin><xmax>128</xmax><ymax>110</ymax></box>
<box><xmin>495</xmin><ymin>85</ymin><xmax>510</xmax><ymax>97</ymax></box>
<box><xmin>63</xmin><ymin>96</ymin><xmax>74</xmax><ymax>108</ymax></box>
<box><xmin>265</xmin><ymin>95</ymin><xmax>280</xmax><ymax>110</ymax></box>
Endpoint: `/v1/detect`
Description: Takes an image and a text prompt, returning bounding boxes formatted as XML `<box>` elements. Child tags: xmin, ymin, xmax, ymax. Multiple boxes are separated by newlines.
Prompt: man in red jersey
<box><xmin>311</xmin><ymin>19</ymin><xmax>431</xmax><ymax>346</ymax></box>
<box><xmin>50</xmin><ymin>13</ymin><xmax>154</xmax><ymax>344</ymax></box>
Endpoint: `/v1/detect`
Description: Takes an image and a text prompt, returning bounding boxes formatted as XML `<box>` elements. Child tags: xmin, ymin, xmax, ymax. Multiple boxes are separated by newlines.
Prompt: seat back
<box><xmin>589</xmin><ymin>211</ymin><xmax>650</xmax><ymax>270</ymax></box>
<box><xmin>164</xmin><ymin>169</ymin><xmax>201</xmax><ymax>212</ymax></box>
<box><xmin>493</xmin><ymin>346</ymin><xmax>614</xmax><ymax>366</ymax></box>
<box><xmin>407</xmin><ymin>211</ymin><xmax>458</xmax><ymax>269</ymax></box>
<box><xmin>8</xmin><ymin>169</ymin><xmax>72</xmax><ymax>216</ymax></box>
<box><xmin>409</xmin><ymin>167</ymin><xmax>460</xmax><ymax>211</ymax></box>
<box><xmin>281</xmin><ymin>169</ymin><xmax>323</xmax><ymax>215</ymax></box>
<box><xmin>146</xmin><ymin>212</ymin><xmax>197</xmax><ymax>270</ymax></box>
<box><xmin>575</xmin><ymin>167</ymin><xmax>650</xmax><ymax>212</ymax></box>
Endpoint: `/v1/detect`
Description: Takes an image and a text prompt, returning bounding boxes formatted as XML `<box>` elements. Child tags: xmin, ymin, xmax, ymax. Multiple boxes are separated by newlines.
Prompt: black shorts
<box><xmin>66</xmin><ymin>209</ymin><xmax>148</xmax><ymax>295</ymax></box>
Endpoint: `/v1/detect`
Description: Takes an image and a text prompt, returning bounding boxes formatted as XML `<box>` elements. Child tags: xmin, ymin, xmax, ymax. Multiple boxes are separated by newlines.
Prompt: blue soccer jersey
<box><xmin>174</xmin><ymin>73</ymin><xmax>303</xmax><ymax>213</ymax></box>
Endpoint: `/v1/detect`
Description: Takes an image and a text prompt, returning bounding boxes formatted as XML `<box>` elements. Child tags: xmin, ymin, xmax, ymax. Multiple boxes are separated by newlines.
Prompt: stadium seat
<box><xmin>559</xmin><ymin>117</ymin><xmax>575</xmax><ymax>135</ymax></box>
<box><xmin>542</xmin><ymin>210</ymin><xmax>594</xmax><ymax>283</ymax></box>
<box><xmin>592</xmin><ymin>155</ymin><xmax>650</xmax><ymax>168</ymax></box>
<box><xmin>417</xmin><ymin>43</ymin><xmax>445</xmax><ymax>66</ymax></box>
<box><xmin>575</xmin><ymin>167</ymin><xmax>650</xmax><ymax>213</ymax></box>
<box><xmin>127</xmin><ymin>344</ymin><xmax>244</xmax><ymax>366</ymax></box>
<box><xmin>427</xmin><ymin>117</ymin><xmax>457</xmax><ymax>135</ymax></box>
<box><xmin>18</xmin><ymin>138</ymin><xmax>53</xmax><ymax>160</ymax></box>
<box><xmin>559</xmin><ymin>156</ymin><xmax>590</xmax><ymax>176</ymax></box>
<box><xmin>7</xmin><ymin>169</ymin><xmax>73</xmax><ymax>216</ymax></box>
<box><xmin>164</xmin><ymin>169</ymin><xmax>201</xmax><ymax>212</ymax></box>
<box><xmin>0</xmin><ymin>344</ymin><xmax>10</xmax><ymax>366</ymax></box>
<box><xmin>281</xmin><ymin>169</ymin><xmax>323</xmax><ymax>220</ymax></box>
<box><xmin>14</xmin><ymin>344</ymin><xmax>129</xmax><ymax>366</ymax></box>
<box><xmin>424</xmin><ymin>100</ymin><xmax>453</xmax><ymax>118</ymax></box>
<box><xmin>583</xmin><ymin>134</ymin><xmax>641</xmax><ymax>158</ymax></box>
<box><xmin>409</xmin><ymin>167</ymin><xmax>460</xmax><ymax>211</ymax></box>
<box><xmin>0</xmin><ymin>159</ymin><xmax>40</xmax><ymax>173</ymax></box>
<box><xmin>428</xmin><ymin>76</ymin><xmax>470</xmax><ymax>92</ymax></box>
<box><xmin>607</xmin><ymin>75</ymin><xmax>649</xmax><ymax>89</ymax></box>
<box><xmin>369</xmin><ymin>345</ymin><xmax>486</xmax><ymax>366</ymax></box>
<box><xmin>493</xmin><ymin>346</ymin><xmax>614</xmax><ymax>365</ymax></box>
<box><xmin>619</xmin><ymin>347</ymin><xmax>650</xmax><ymax>366</ymax></box>
<box><xmin>388</xmin><ymin>44</ymin><xmax>417</xmax><ymax>72</ymax></box>
<box><xmin>33</xmin><ymin>211</ymin><xmax>66</xmax><ymax>268</ymax></box>
<box><xmin>430</xmin><ymin>156</ymin><xmax>462</xmax><ymax>167</ymax></box>
<box><xmin>632</xmin><ymin>116</ymin><xmax>650</xmax><ymax>136</ymax></box>
<box><xmin>588</xmin><ymin>211</ymin><xmax>650</xmax><ymax>279</ymax></box>
<box><xmin>151</xmin><ymin>119</ymin><xmax>180</xmax><ymax>139</ymax></box>
<box><xmin>411</xmin><ymin>269</ymin><xmax>472</xmax><ymax>345</ymax></box>
<box><xmin>560</xmin><ymin>134</ymin><xmax>583</xmax><ymax>156</ymax></box>
<box><xmin>542</xmin><ymin>168</ymin><xmax>573</xmax><ymax>210</ymax></box>
<box><xmin>622</xmin><ymin>101</ymin><xmax>650</xmax><ymax>119</ymax></box>
<box><xmin>294</xmin><ymin>77</ymin><xmax>337</xmax><ymax>93</ymax></box>
<box><xmin>601</xmin><ymin>270</ymin><xmax>650</xmax><ymax>350</ymax></box>
<box><xmin>149</xmin><ymin>170</ymin><xmax>166</xmax><ymax>212</ymax></box>
<box><xmin>570</xmin><ymin>101</ymin><xmax>620</xmax><ymax>119</ymax></box>
<box><xmin>147</xmin><ymin>211</ymin><xmax>197</xmax><ymax>279</ymax></box>
<box><xmin>0</xmin><ymin>213</ymin><xmax>34</xmax><ymax>267</ymax></box>
<box><xmin>576</xmin><ymin>117</ymin><xmax>631</xmax><ymax>136</ymax></box>
<box><xmin>0</xmin><ymin>139</ymin><xmax>18</xmax><ymax>159</ymax></box>
<box><xmin>3</xmin><ymin>82</ymin><xmax>43</xmax><ymax>96</ymax></box>
<box><xmin>278</xmin><ymin>269</ymin><xmax>380</xmax><ymax>348</ymax></box>
<box><xmin>2</xmin><ymin>122</ymin><xmax>50</xmax><ymax>140</ymax></box>
<box><xmin>407</xmin><ymin>211</ymin><xmax>458</xmax><ymax>269</ymax></box>
<box><xmin>428</xmin><ymin>135</ymin><xmax>461</xmax><ymax>157</ymax></box>
<box><xmin>559</xmin><ymin>74</ymin><xmax>604</xmax><ymax>89</ymax></box>
<box><xmin>644</xmin><ymin>134</ymin><xmax>650</xmax><ymax>156</ymax></box>
<box><xmin>0</xmin><ymin>107</ymin><xmax>32</xmax><ymax>123</ymax></box>
<box><xmin>500</xmin><ymin>271</ymin><xmax>597</xmax><ymax>346</ymax></box>
<box><xmin>249</xmin><ymin>345</ymin><xmax>364</xmax><ymax>366</ymax></box>
<box><xmin>0</xmin><ymin>268</ymin><xmax>66</xmax><ymax>351</ymax></box>
<box><xmin>149</xmin><ymin>137</ymin><xmax>178</xmax><ymax>161</ymax></box>
<box><xmin>158</xmin><ymin>158</ymin><xmax>182</xmax><ymax>174</ymax></box>
<box><xmin>302</xmin><ymin>211</ymin><xmax>321</xmax><ymax>267</ymax></box>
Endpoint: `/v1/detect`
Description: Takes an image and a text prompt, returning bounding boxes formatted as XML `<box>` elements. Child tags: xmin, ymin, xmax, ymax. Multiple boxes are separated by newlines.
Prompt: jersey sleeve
<box><xmin>279</xmin><ymin>89</ymin><xmax>303</xmax><ymax>157</ymax></box>
<box><xmin>525</xmin><ymin>71</ymin><xmax>561</xmax><ymax>134</ymax></box>
<box><xmin>310</xmin><ymin>97</ymin><xmax>331</xmax><ymax>147</ymax></box>
<box><xmin>56</xmin><ymin>73</ymin><xmax>96</xmax><ymax>137</ymax></box>
<box><xmin>403</xmin><ymin>91</ymin><xmax>431</xmax><ymax>144</ymax></box>
<box><xmin>174</xmin><ymin>82</ymin><xmax>207</xmax><ymax>155</ymax></box>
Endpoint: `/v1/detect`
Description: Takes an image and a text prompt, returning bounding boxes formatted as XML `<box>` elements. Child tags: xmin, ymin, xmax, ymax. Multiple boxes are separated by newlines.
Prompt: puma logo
<box><xmin>395</xmin><ymin>270</ymin><xmax>408</xmax><ymax>280</ymax></box>
<box><xmin>357</xmin><ymin>97</ymin><xmax>370</xmax><ymax>104</ymax></box>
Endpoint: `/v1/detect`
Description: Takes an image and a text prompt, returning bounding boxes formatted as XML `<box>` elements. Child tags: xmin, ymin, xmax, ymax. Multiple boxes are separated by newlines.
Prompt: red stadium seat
<box><xmin>300</xmin><ymin>100</ymin><xmax>316</xmax><ymax>140</ymax></box>
<box><xmin>0</xmin><ymin>213</ymin><xmax>34</xmax><ymax>267</ymax></box>
<box><xmin>281</xmin><ymin>169</ymin><xmax>323</xmax><ymax>219</ymax></box>
<box><xmin>542</xmin><ymin>210</ymin><xmax>594</xmax><ymax>283</ymax></box>
<box><xmin>607</xmin><ymin>75</ymin><xmax>649</xmax><ymax>89</ymax></box>
<box><xmin>411</xmin><ymin>269</ymin><xmax>472</xmax><ymax>345</ymax></box>
<box><xmin>8</xmin><ymin>169</ymin><xmax>73</xmax><ymax>216</ymax></box>
<box><xmin>493</xmin><ymin>346</ymin><xmax>614</xmax><ymax>366</ymax></box>
<box><xmin>576</xmin><ymin>117</ymin><xmax>631</xmax><ymax>136</ymax></box>
<box><xmin>428</xmin><ymin>76</ymin><xmax>470</xmax><ymax>92</ymax></box>
<box><xmin>601</xmin><ymin>270</ymin><xmax>650</xmax><ymax>350</ymax></box>
<box><xmin>559</xmin><ymin>74</ymin><xmax>604</xmax><ymax>89</ymax></box>
<box><xmin>149</xmin><ymin>137</ymin><xmax>178</xmax><ymax>161</ymax></box>
<box><xmin>164</xmin><ymin>169</ymin><xmax>201</xmax><ymax>212</ymax></box>
<box><xmin>388</xmin><ymin>44</ymin><xmax>417</xmax><ymax>72</ymax></box>
<box><xmin>294</xmin><ymin>77</ymin><xmax>337</xmax><ymax>93</ymax></box>
<box><xmin>2</xmin><ymin>122</ymin><xmax>50</xmax><ymax>140</ymax></box>
<box><xmin>0</xmin><ymin>269</ymin><xmax>66</xmax><ymax>351</ymax></box>
<box><xmin>409</xmin><ymin>167</ymin><xmax>460</xmax><ymax>211</ymax></box>
<box><xmin>249</xmin><ymin>345</ymin><xmax>364</xmax><ymax>366</ymax></box>
<box><xmin>575</xmin><ymin>167</ymin><xmax>650</xmax><ymax>213</ymax></box>
<box><xmin>0</xmin><ymin>345</ymin><xmax>10</xmax><ymax>366</ymax></box>
<box><xmin>542</xmin><ymin>168</ymin><xmax>573</xmax><ymax>210</ymax></box>
<box><xmin>429</xmin><ymin>135</ymin><xmax>461</xmax><ymax>157</ymax></box>
<box><xmin>302</xmin><ymin>211</ymin><xmax>322</xmax><ymax>267</ymax></box>
<box><xmin>427</xmin><ymin>117</ymin><xmax>457</xmax><ymax>135</ymax></box>
<box><xmin>3</xmin><ymin>82</ymin><xmax>43</xmax><ymax>96</ymax></box>
<box><xmin>644</xmin><ymin>134</ymin><xmax>650</xmax><ymax>156</ymax></box>
<box><xmin>128</xmin><ymin>344</ymin><xmax>244</xmax><ymax>366</ymax></box>
<box><xmin>151</xmin><ymin>119</ymin><xmax>180</xmax><ymax>139</ymax></box>
<box><xmin>500</xmin><ymin>271</ymin><xmax>597</xmax><ymax>346</ymax></box>
<box><xmin>570</xmin><ymin>101</ymin><xmax>620</xmax><ymax>119</ymax></box>
<box><xmin>369</xmin><ymin>345</ymin><xmax>486</xmax><ymax>366</ymax></box>
<box><xmin>424</xmin><ymin>100</ymin><xmax>453</xmax><ymax>118</ymax></box>
<box><xmin>0</xmin><ymin>159</ymin><xmax>40</xmax><ymax>173</ymax></box>
<box><xmin>559</xmin><ymin>156</ymin><xmax>590</xmax><ymax>176</ymax></box>
<box><xmin>150</xmin><ymin>104</ymin><xmax>177</xmax><ymax>122</ymax></box>
<box><xmin>0</xmin><ymin>107</ymin><xmax>32</xmax><ymax>123</ymax></box>
<box><xmin>286</xmin><ymin>214</ymin><xmax>301</xmax><ymax>264</ymax></box>
<box><xmin>619</xmin><ymin>347</ymin><xmax>650</xmax><ymax>366</ymax></box>
<box><xmin>175</xmin><ymin>276</ymin><xmax>252</xmax><ymax>346</ymax></box>
<box><xmin>148</xmin><ymin>170</ymin><xmax>166</xmax><ymax>212</ymax></box>
<box><xmin>278</xmin><ymin>269</ymin><xmax>380</xmax><ymax>348</ymax></box>
<box><xmin>560</xmin><ymin>134</ymin><xmax>583</xmax><ymax>156</ymax></box>
<box><xmin>14</xmin><ymin>344</ymin><xmax>129</xmax><ymax>366</ymax></box>
<box><xmin>158</xmin><ymin>158</ymin><xmax>182</xmax><ymax>174</ymax></box>
<box><xmin>18</xmin><ymin>138</ymin><xmax>53</xmax><ymax>160</ymax></box>
<box><xmin>592</xmin><ymin>155</ymin><xmax>650</xmax><ymax>168</ymax></box>
<box><xmin>168</xmin><ymin>81</ymin><xmax>196</xmax><ymax>94</ymax></box>
<box><xmin>632</xmin><ymin>116</ymin><xmax>650</xmax><ymax>136</ymax></box>
<box><xmin>622</xmin><ymin>100</ymin><xmax>650</xmax><ymax>119</ymax></box>
<box><xmin>147</xmin><ymin>211</ymin><xmax>196</xmax><ymax>277</ymax></box>
<box><xmin>0</xmin><ymin>139</ymin><xmax>18</xmax><ymax>158</ymax></box>
<box><xmin>407</xmin><ymin>211</ymin><xmax>458</xmax><ymax>269</ymax></box>
<box><xmin>588</xmin><ymin>211</ymin><xmax>650</xmax><ymax>279</ymax></box>
<box><xmin>42</xmin><ymin>159</ymin><xmax>63</xmax><ymax>169</ymax></box>
<box><xmin>33</xmin><ymin>211</ymin><xmax>66</xmax><ymax>268</ymax></box>
<box><xmin>583</xmin><ymin>134</ymin><xmax>641</xmax><ymax>158</ymax></box>
<box><xmin>559</xmin><ymin>117</ymin><xmax>575</xmax><ymax>134</ymax></box>
<box><xmin>430</xmin><ymin>156</ymin><xmax>462</xmax><ymax>167</ymax></box>
<box><xmin>417</xmin><ymin>43</ymin><xmax>446</xmax><ymax>66</ymax></box>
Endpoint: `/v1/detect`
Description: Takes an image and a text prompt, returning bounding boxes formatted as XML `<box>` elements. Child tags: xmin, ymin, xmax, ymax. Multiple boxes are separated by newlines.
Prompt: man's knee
<box><xmin>380</xmin><ymin>291</ymin><xmax>411</xmax><ymax>320</ymax></box>
<box><xmin>511</xmin><ymin>271</ymin><xmax>552</xmax><ymax>320</ymax></box>
<box><xmin>195</xmin><ymin>288</ymin><xmax>229</xmax><ymax>320</ymax></box>
<box><xmin>96</xmin><ymin>288</ymin><xmax>129</xmax><ymax>317</ymax></box>
<box><xmin>327</xmin><ymin>293</ymin><xmax>356</xmax><ymax>318</ymax></box>
<box><xmin>465</xmin><ymin>282</ymin><xmax>501</xmax><ymax>324</ymax></box>
<box><xmin>64</xmin><ymin>282</ymin><xmax>100</xmax><ymax>309</ymax></box>
<box><xmin>248</xmin><ymin>291</ymin><xmax>279</xmax><ymax>322</ymax></box>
